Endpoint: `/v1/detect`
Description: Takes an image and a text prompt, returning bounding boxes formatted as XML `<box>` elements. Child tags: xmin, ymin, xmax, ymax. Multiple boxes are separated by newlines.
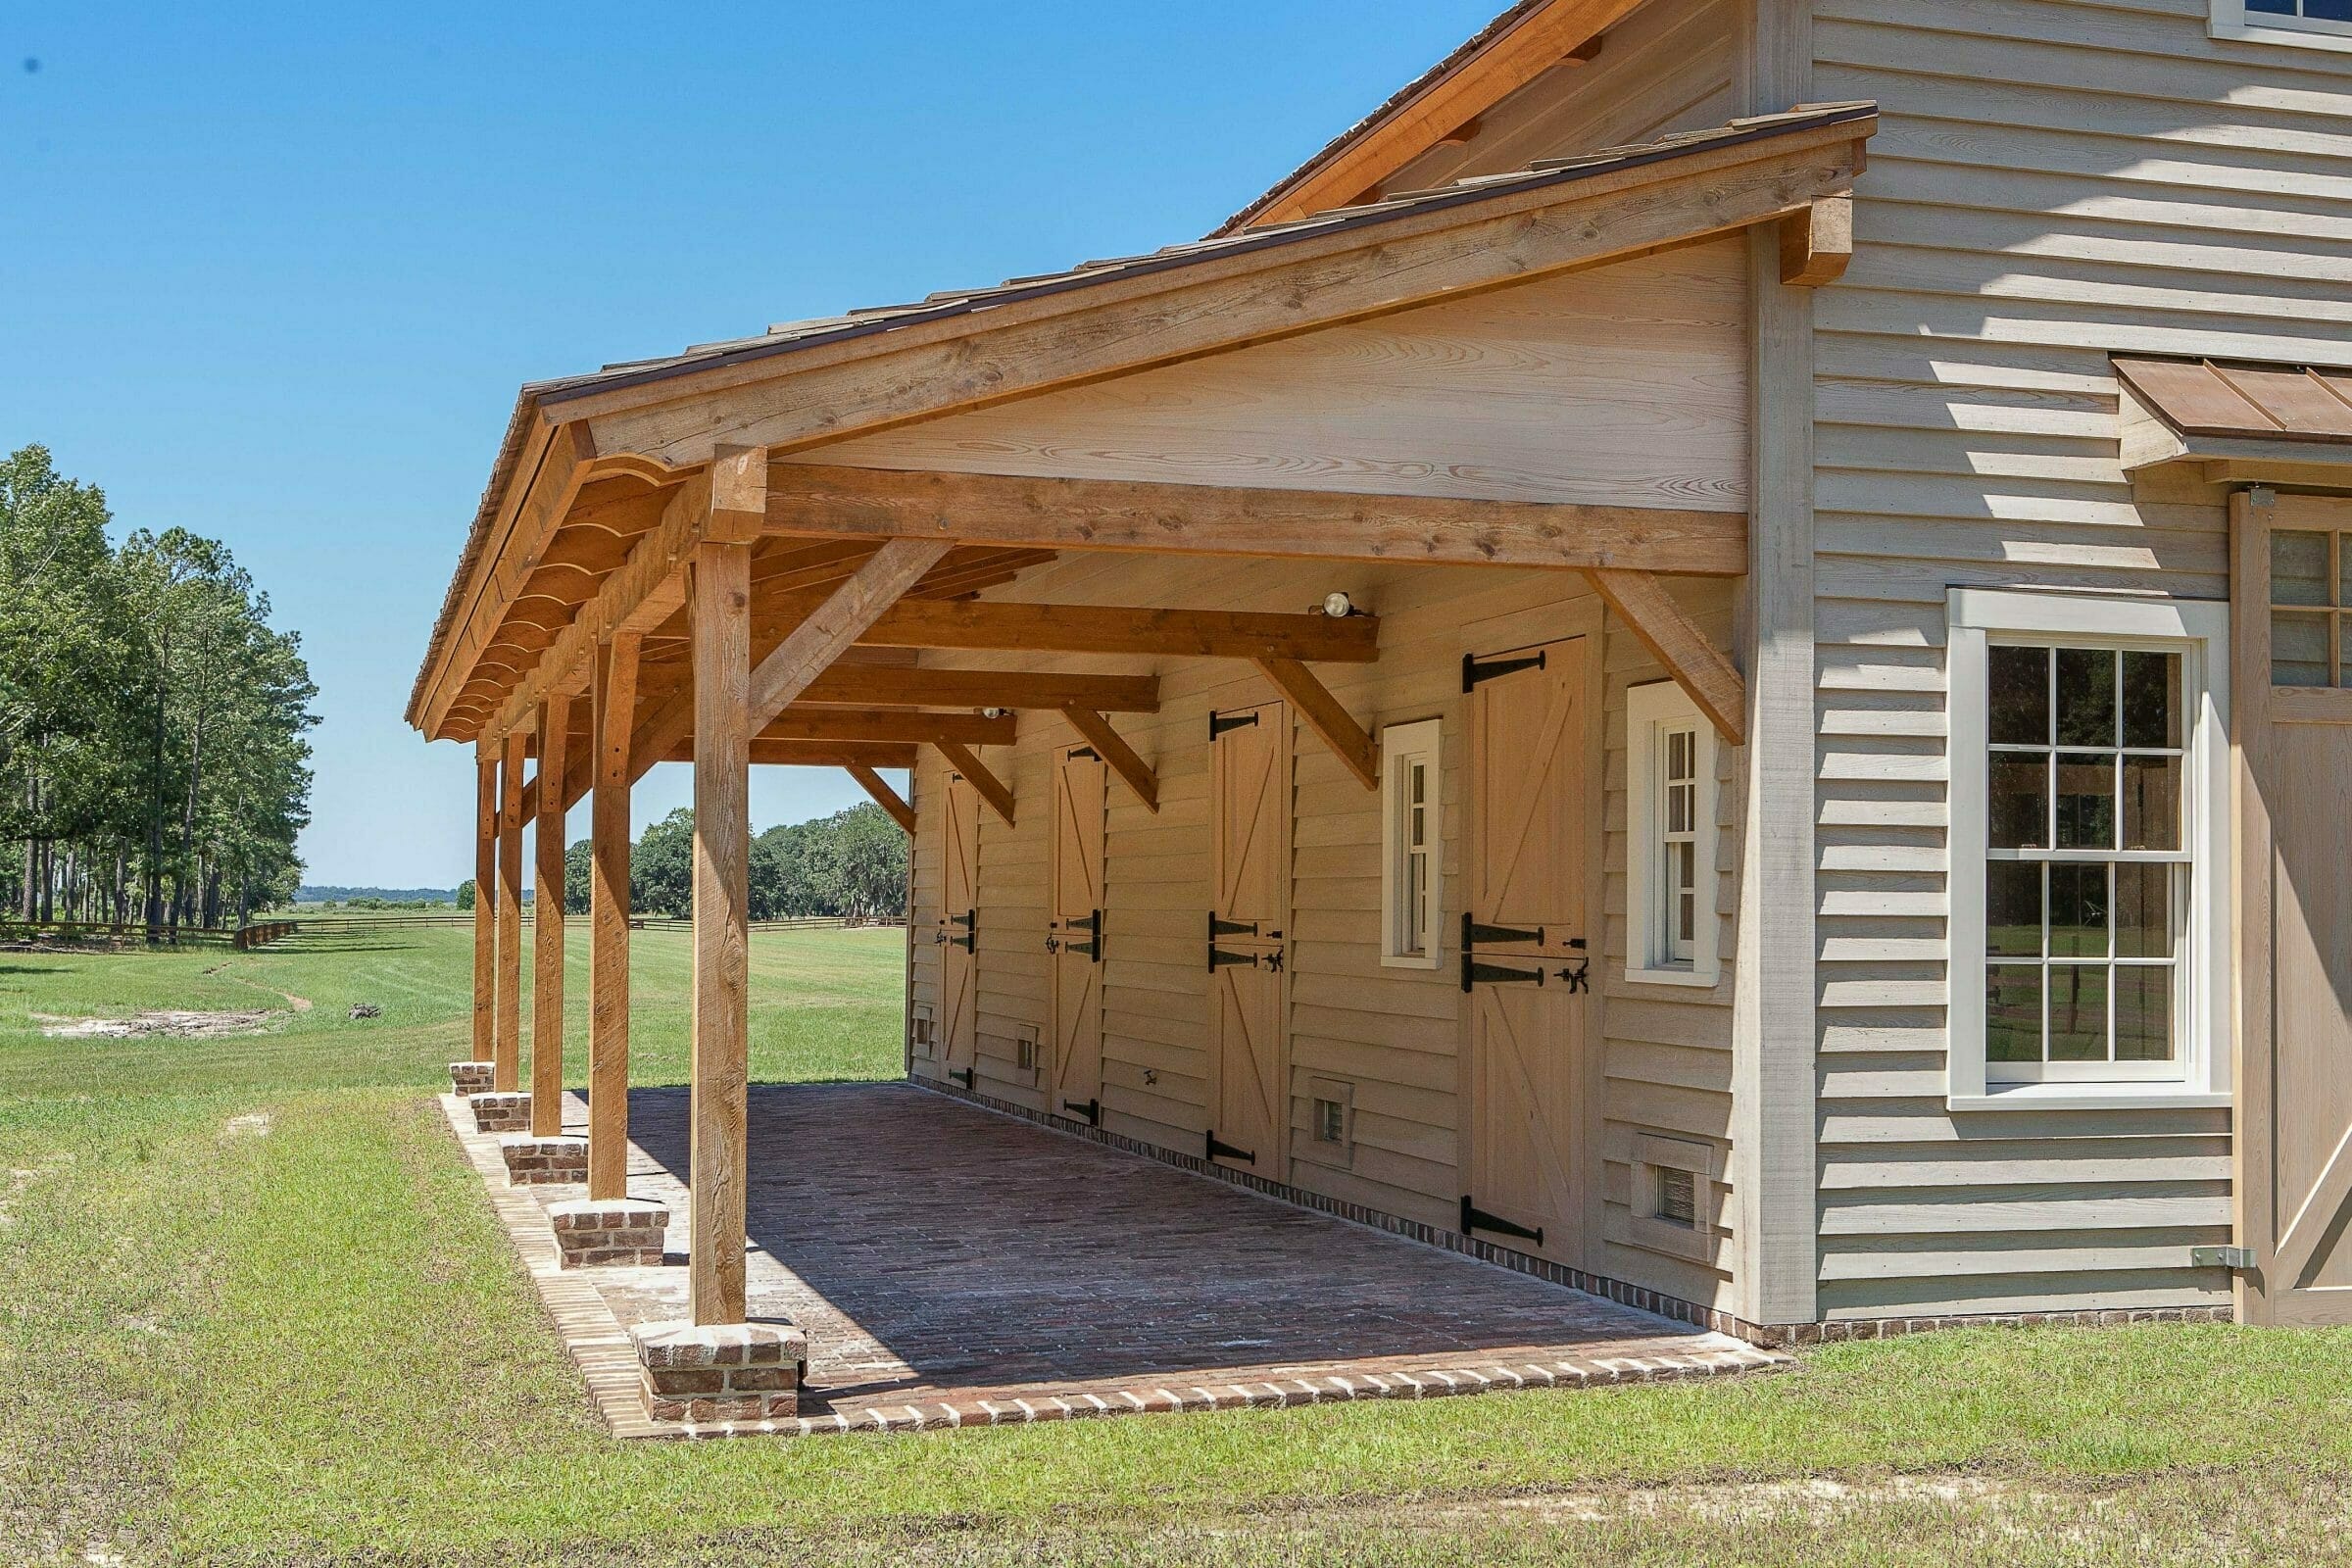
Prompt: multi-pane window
<box><xmin>1983</xmin><ymin>644</ymin><xmax>2188</xmax><ymax>1079</ymax></box>
<box><xmin>2216</xmin><ymin>0</ymin><xmax>2352</xmax><ymax>46</ymax></box>
<box><xmin>1626</xmin><ymin>682</ymin><xmax>1718</xmax><ymax>985</ymax></box>
<box><xmin>1659</xmin><ymin>726</ymin><xmax>1700</xmax><ymax>963</ymax></box>
<box><xmin>2246</xmin><ymin>0</ymin><xmax>2352</xmax><ymax>22</ymax></box>
<box><xmin>1380</xmin><ymin>719</ymin><xmax>1441</xmax><ymax>968</ymax></box>
<box><xmin>2268</xmin><ymin>526</ymin><xmax>2352</xmax><ymax>687</ymax></box>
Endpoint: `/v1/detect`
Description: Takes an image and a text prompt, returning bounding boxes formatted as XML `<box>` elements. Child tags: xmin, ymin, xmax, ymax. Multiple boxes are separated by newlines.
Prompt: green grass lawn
<box><xmin>6</xmin><ymin>925</ymin><xmax>2352</xmax><ymax>1566</ymax></box>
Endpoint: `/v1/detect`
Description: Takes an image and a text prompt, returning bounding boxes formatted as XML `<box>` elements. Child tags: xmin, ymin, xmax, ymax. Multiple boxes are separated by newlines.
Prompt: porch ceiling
<box><xmin>412</xmin><ymin>103</ymin><xmax>1876</xmax><ymax>749</ymax></box>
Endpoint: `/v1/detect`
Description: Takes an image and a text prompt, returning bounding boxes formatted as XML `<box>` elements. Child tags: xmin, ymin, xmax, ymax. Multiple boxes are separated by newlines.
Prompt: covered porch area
<box><xmin>410</xmin><ymin>103</ymin><xmax>1875</xmax><ymax>1428</ymax></box>
<box><xmin>444</xmin><ymin>1081</ymin><xmax>1781</xmax><ymax>1437</ymax></box>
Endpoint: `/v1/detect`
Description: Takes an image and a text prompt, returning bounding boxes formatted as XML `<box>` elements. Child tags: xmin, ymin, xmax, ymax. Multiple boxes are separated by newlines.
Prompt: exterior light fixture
<box><xmin>1322</xmin><ymin>591</ymin><xmax>1355</xmax><ymax>618</ymax></box>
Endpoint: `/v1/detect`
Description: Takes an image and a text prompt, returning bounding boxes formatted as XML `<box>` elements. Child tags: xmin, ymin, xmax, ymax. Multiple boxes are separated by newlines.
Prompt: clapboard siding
<box><xmin>1802</xmin><ymin>0</ymin><xmax>2352</xmax><ymax>1317</ymax></box>
<box><xmin>893</xmin><ymin>535</ymin><xmax>1747</xmax><ymax>1308</ymax></box>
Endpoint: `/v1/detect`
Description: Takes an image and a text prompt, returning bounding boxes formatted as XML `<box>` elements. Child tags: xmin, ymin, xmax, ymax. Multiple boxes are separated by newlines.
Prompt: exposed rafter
<box><xmin>848</xmin><ymin>763</ymin><xmax>916</xmax><ymax>833</ymax></box>
<box><xmin>1253</xmin><ymin>656</ymin><xmax>1379</xmax><ymax>791</ymax></box>
<box><xmin>938</xmin><ymin>741</ymin><xmax>1015</xmax><ymax>825</ymax></box>
<box><xmin>1585</xmin><ymin>567</ymin><xmax>1746</xmax><ymax>746</ymax></box>
<box><xmin>1060</xmin><ymin>707</ymin><xmax>1159</xmax><ymax>814</ymax></box>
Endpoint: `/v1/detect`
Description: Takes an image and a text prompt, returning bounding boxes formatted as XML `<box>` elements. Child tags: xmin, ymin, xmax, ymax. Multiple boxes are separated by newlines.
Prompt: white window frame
<box><xmin>1625</xmin><ymin>681</ymin><xmax>1720</xmax><ymax>988</ymax></box>
<box><xmin>1947</xmin><ymin>589</ymin><xmax>2232</xmax><ymax>1111</ymax></box>
<box><xmin>2212</xmin><ymin>0</ymin><xmax>2352</xmax><ymax>54</ymax></box>
<box><xmin>1379</xmin><ymin>718</ymin><xmax>1442</xmax><ymax>969</ymax></box>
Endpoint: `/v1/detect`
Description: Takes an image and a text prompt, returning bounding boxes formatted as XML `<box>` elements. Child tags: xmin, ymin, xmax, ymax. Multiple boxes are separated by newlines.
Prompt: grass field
<box><xmin>6</xmin><ymin>925</ymin><xmax>2352</xmax><ymax>1566</ymax></box>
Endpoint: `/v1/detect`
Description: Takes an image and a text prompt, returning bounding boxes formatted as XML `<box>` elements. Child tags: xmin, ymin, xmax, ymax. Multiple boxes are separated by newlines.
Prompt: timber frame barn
<box><xmin>412</xmin><ymin>0</ymin><xmax>2352</xmax><ymax>1396</ymax></box>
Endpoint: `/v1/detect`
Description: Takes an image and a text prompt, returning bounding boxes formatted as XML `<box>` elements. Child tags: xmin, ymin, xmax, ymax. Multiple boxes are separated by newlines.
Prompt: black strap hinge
<box><xmin>1461</xmin><ymin>1196</ymin><xmax>1544</xmax><ymax>1246</ymax></box>
<box><xmin>949</xmin><ymin>1065</ymin><xmax>974</xmax><ymax>1090</ymax></box>
<box><xmin>1209</xmin><ymin>710</ymin><xmax>1260</xmax><ymax>740</ymax></box>
<box><xmin>1209</xmin><ymin>946</ymin><xmax>1261</xmax><ymax>972</ymax></box>
<box><xmin>1207</xmin><ymin>1129</ymin><xmax>1256</xmax><ymax>1164</ymax></box>
<box><xmin>1462</xmin><ymin>649</ymin><xmax>1545</xmax><ymax>692</ymax></box>
<box><xmin>1062</xmin><ymin>1097</ymin><xmax>1100</xmax><ymax>1126</ymax></box>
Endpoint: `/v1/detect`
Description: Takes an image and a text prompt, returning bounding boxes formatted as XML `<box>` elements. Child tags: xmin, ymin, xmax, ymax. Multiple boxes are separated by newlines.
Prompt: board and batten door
<box><xmin>2235</xmin><ymin>490</ymin><xmax>2352</xmax><ymax>1324</ymax></box>
<box><xmin>1207</xmin><ymin>700</ymin><xmax>1290</xmax><ymax>1176</ymax></box>
<box><xmin>1462</xmin><ymin>634</ymin><xmax>1598</xmax><ymax>1262</ymax></box>
<box><xmin>936</xmin><ymin>770</ymin><xmax>981</xmax><ymax>1084</ymax></box>
<box><xmin>1049</xmin><ymin>742</ymin><xmax>1107</xmax><ymax>1123</ymax></box>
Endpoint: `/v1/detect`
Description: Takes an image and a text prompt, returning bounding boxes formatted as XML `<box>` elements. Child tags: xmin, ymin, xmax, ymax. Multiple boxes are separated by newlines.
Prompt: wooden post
<box><xmin>471</xmin><ymin>741</ymin><xmax>498</xmax><ymax>1065</ymax></box>
<box><xmin>531</xmin><ymin>693</ymin><xmax>571</xmax><ymax>1138</ymax></box>
<box><xmin>687</xmin><ymin>542</ymin><xmax>753</xmax><ymax>1326</ymax></box>
<box><xmin>589</xmin><ymin>632</ymin><xmax>640</xmax><ymax>1201</ymax></box>
<box><xmin>495</xmin><ymin>727</ymin><xmax>528</xmax><ymax>1093</ymax></box>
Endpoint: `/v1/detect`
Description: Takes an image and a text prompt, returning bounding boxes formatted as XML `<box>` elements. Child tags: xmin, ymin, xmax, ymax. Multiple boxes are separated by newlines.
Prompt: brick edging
<box><xmin>911</xmin><ymin>1077</ymin><xmax>2238</xmax><ymax>1349</ymax></box>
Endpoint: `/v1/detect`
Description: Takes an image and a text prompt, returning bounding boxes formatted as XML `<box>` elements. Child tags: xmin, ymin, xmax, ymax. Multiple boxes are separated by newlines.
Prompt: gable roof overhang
<box><xmin>2116</xmin><ymin>355</ymin><xmax>2352</xmax><ymax>489</ymax></box>
<box><xmin>409</xmin><ymin>102</ymin><xmax>1876</xmax><ymax>745</ymax></box>
<box><xmin>1215</xmin><ymin>0</ymin><xmax>1650</xmax><ymax>235</ymax></box>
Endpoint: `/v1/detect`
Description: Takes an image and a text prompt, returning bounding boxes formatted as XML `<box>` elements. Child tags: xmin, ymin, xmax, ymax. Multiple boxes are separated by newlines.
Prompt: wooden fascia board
<box><xmin>762</xmin><ymin>463</ymin><xmax>1748</xmax><ymax>575</ymax></box>
<box><xmin>557</xmin><ymin>117</ymin><xmax>1872</xmax><ymax>469</ymax></box>
<box><xmin>418</xmin><ymin>417</ymin><xmax>590</xmax><ymax>737</ymax></box>
<box><xmin>1238</xmin><ymin>0</ymin><xmax>1648</xmax><ymax>230</ymax></box>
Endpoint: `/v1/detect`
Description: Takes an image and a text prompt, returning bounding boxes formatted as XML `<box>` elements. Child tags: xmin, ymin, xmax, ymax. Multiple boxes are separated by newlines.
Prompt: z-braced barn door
<box><xmin>1462</xmin><ymin>635</ymin><xmax>1596</xmax><ymax>1262</ymax></box>
<box><xmin>1207</xmin><ymin>701</ymin><xmax>1289</xmax><ymax>1176</ymax></box>
<box><xmin>1049</xmin><ymin>742</ymin><xmax>1106</xmax><ymax>1124</ymax></box>
<box><xmin>2235</xmin><ymin>491</ymin><xmax>2352</xmax><ymax>1323</ymax></box>
<box><xmin>937</xmin><ymin>769</ymin><xmax>980</xmax><ymax>1087</ymax></box>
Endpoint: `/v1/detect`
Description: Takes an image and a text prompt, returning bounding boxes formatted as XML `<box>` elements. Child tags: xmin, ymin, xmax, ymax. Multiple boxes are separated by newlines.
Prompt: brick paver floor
<box><xmin>448</xmin><ymin>1082</ymin><xmax>1783</xmax><ymax>1437</ymax></box>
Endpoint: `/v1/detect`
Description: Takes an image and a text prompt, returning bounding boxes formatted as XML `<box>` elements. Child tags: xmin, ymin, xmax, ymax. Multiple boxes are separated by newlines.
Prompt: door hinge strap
<box><xmin>1462</xmin><ymin>957</ymin><xmax>1545</xmax><ymax>992</ymax></box>
<box><xmin>1462</xmin><ymin>650</ymin><xmax>1545</xmax><ymax>692</ymax></box>
<box><xmin>1207</xmin><ymin>1130</ymin><xmax>1257</xmax><ymax>1164</ymax></box>
<box><xmin>1209</xmin><ymin>946</ymin><xmax>1262</xmax><ymax>972</ymax></box>
<box><xmin>1062</xmin><ymin>1097</ymin><xmax>1100</xmax><ymax>1126</ymax></box>
<box><xmin>1210</xmin><ymin>912</ymin><xmax>1260</xmax><ymax>938</ymax></box>
<box><xmin>1461</xmin><ymin>1196</ymin><xmax>1544</xmax><ymax>1246</ymax></box>
<box><xmin>948</xmin><ymin>1066</ymin><xmax>974</xmax><ymax>1090</ymax></box>
<box><xmin>2190</xmin><ymin>1245</ymin><xmax>2255</xmax><ymax>1269</ymax></box>
<box><xmin>1209</xmin><ymin>710</ymin><xmax>1260</xmax><ymax>740</ymax></box>
<box><xmin>1465</xmin><ymin>916</ymin><xmax>1544</xmax><ymax>948</ymax></box>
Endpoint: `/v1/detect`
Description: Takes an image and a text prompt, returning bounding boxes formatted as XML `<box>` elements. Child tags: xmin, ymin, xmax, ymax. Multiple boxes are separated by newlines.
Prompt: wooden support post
<box><xmin>495</xmin><ymin>727</ymin><xmax>528</xmax><ymax>1092</ymax></box>
<box><xmin>1059</xmin><ymin>707</ymin><xmax>1160</xmax><ymax>813</ymax></box>
<box><xmin>1251</xmin><ymin>656</ymin><xmax>1379</xmax><ymax>791</ymax></box>
<box><xmin>530</xmin><ymin>692</ymin><xmax>571</xmax><ymax>1138</ymax></box>
<box><xmin>687</xmin><ymin>541</ymin><xmax>753</xmax><ymax>1327</ymax></box>
<box><xmin>1585</xmin><ymin>568</ymin><xmax>1748</xmax><ymax>747</ymax></box>
<box><xmin>588</xmin><ymin>632</ymin><xmax>640</xmax><ymax>1201</ymax></box>
<box><xmin>847</xmin><ymin>762</ymin><xmax>915</xmax><ymax>833</ymax></box>
<box><xmin>936</xmin><ymin>741</ymin><xmax>1015</xmax><ymax>825</ymax></box>
<box><xmin>471</xmin><ymin>741</ymin><xmax>498</xmax><ymax>1065</ymax></box>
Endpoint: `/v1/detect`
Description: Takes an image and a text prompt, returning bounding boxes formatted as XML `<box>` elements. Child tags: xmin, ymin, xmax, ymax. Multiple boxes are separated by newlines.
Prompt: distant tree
<box><xmin>631</xmin><ymin>808</ymin><xmax>695</xmax><ymax>918</ymax></box>
<box><xmin>456</xmin><ymin>877</ymin><xmax>474</xmax><ymax>910</ymax></box>
<box><xmin>564</xmin><ymin>837</ymin><xmax>592</xmax><ymax>915</ymax></box>
<box><xmin>829</xmin><ymin>803</ymin><xmax>907</xmax><ymax>920</ymax></box>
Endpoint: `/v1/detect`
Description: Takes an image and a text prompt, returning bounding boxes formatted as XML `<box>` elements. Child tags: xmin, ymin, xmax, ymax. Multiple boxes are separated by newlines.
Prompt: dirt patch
<box><xmin>221</xmin><ymin>1111</ymin><xmax>273</xmax><ymax>1140</ymax></box>
<box><xmin>32</xmin><ymin>1009</ymin><xmax>280</xmax><ymax>1040</ymax></box>
<box><xmin>203</xmin><ymin>960</ymin><xmax>315</xmax><ymax>1012</ymax></box>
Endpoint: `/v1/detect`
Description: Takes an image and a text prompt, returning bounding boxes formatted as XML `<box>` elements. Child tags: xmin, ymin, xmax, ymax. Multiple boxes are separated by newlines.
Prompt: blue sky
<box><xmin>0</xmin><ymin>1</ymin><xmax>1497</xmax><ymax>888</ymax></box>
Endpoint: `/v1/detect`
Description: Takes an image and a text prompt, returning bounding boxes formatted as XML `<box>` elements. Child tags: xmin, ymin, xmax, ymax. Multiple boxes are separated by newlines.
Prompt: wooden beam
<box><xmin>587</xmin><ymin>631</ymin><xmax>638</xmax><ymax>1202</ymax></box>
<box><xmin>761</xmin><ymin>708</ymin><xmax>1014</xmax><ymax>747</ymax></box>
<box><xmin>530</xmin><ymin>692</ymin><xmax>571</xmax><ymax>1138</ymax></box>
<box><xmin>1778</xmin><ymin>194</ymin><xmax>1852</xmax><ymax>287</ymax></box>
<box><xmin>937</xmin><ymin>741</ymin><xmax>1015</xmax><ymax>826</ymax></box>
<box><xmin>470</xmin><ymin>741</ymin><xmax>497</xmax><ymax>1067</ymax></box>
<box><xmin>659</xmin><ymin>739</ymin><xmax>921</xmax><ymax>768</ymax></box>
<box><xmin>758</xmin><ymin>596</ymin><xmax>1380</xmax><ymax>662</ymax></box>
<box><xmin>762</xmin><ymin>464</ymin><xmax>1749</xmax><ymax>577</ymax></box>
<box><xmin>847</xmin><ymin>762</ymin><xmax>915</xmax><ymax>833</ymax></box>
<box><xmin>564</xmin><ymin>113</ymin><xmax>1872</xmax><ymax>467</ymax></box>
<box><xmin>799</xmin><ymin>664</ymin><xmax>1159</xmax><ymax>712</ymax></box>
<box><xmin>495</xmin><ymin>727</ymin><xmax>529</xmax><ymax>1093</ymax></box>
<box><xmin>687</xmin><ymin>541</ymin><xmax>753</xmax><ymax>1327</ymax></box>
<box><xmin>1585</xmin><ymin>567</ymin><xmax>1746</xmax><ymax>747</ymax></box>
<box><xmin>1060</xmin><ymin>707</ymin><xmax>1159</xmax><ymax>814</ymax></box>
<box><xmin>1252</xmin><ymin>656</ymin><xmax>1380</xmax><ymax>791</ymax></box>
<box><xmin>746</xmin><ymin>538</ymin><xmax>955</xmax><ymax>732</ymax></box>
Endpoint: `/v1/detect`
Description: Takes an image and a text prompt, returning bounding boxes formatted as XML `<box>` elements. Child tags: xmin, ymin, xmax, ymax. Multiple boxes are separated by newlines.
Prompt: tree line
<box><xmin>1</xmin><ymin>446</ymin><xmax>318</xmax><ymax>931</ymax></box>
<box><xmin>458</xmin><ymin>800</ymin><xmax>907</xmax><ymax>922</ymax></box>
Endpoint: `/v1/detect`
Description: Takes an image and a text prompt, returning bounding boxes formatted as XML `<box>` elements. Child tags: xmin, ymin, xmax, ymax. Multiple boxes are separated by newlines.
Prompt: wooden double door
<box><xmin>1207</xmin><ymin>699</ymin><xmax>1290</xmax><ymax>1177</ymax></box>
<box><xmin>1461</xmin><ymin>633</ymin><xmax>1598</xmax><ymax>1262</ymax></box>
<box><xmin>2235</xmin><ymin>492</ymin><xmax>2352</xmax><ymax>1323</ymax></box>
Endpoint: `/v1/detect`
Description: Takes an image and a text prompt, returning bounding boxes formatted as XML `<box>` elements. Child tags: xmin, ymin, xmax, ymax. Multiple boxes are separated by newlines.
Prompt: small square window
<box><xmin>1655</xmin><ymin>1166</ymin><xmax>1697</xmax><ymax>1229</ymax></box>
<box><xmin>1624</xmin><ymin>1133</ymin><xmax>1719</xmax><ymax>1262</ymax></box>
<box><xmin>1014</xmin><ymin>1035</ymin><xmax>1038</xmax><ymax>1073</ymax></box>
<box><xmin>1313</xmin><ymin>1098</ymin><xmax>1346</xmax><ymax>1145</ymax></box>
<box><xmin>1298</xmin><ymin>1077</ymin><xmax>1356</xmax><ymax>1169</ymax></box>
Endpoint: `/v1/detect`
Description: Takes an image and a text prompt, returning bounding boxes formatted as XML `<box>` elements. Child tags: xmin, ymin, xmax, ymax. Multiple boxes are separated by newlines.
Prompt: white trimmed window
<box><xmin>2213</xmin><ymin>0</ymin><xmax>2352</xmax><ymax>52</ymax></box>
<box><xmin>1380</xmin><ymin>719</ymin><xmax>1441</xmax><ymax>968</ymax></box>
<box><xmin>1626</xmin><ymin>681</ymin><xmax>1719</xmax><ymax>986</ymax></box>
<box><xmin>1947</xmin><ymin>590</ymin><xmax>2232</xmax><ymax>1109</ymax></box>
